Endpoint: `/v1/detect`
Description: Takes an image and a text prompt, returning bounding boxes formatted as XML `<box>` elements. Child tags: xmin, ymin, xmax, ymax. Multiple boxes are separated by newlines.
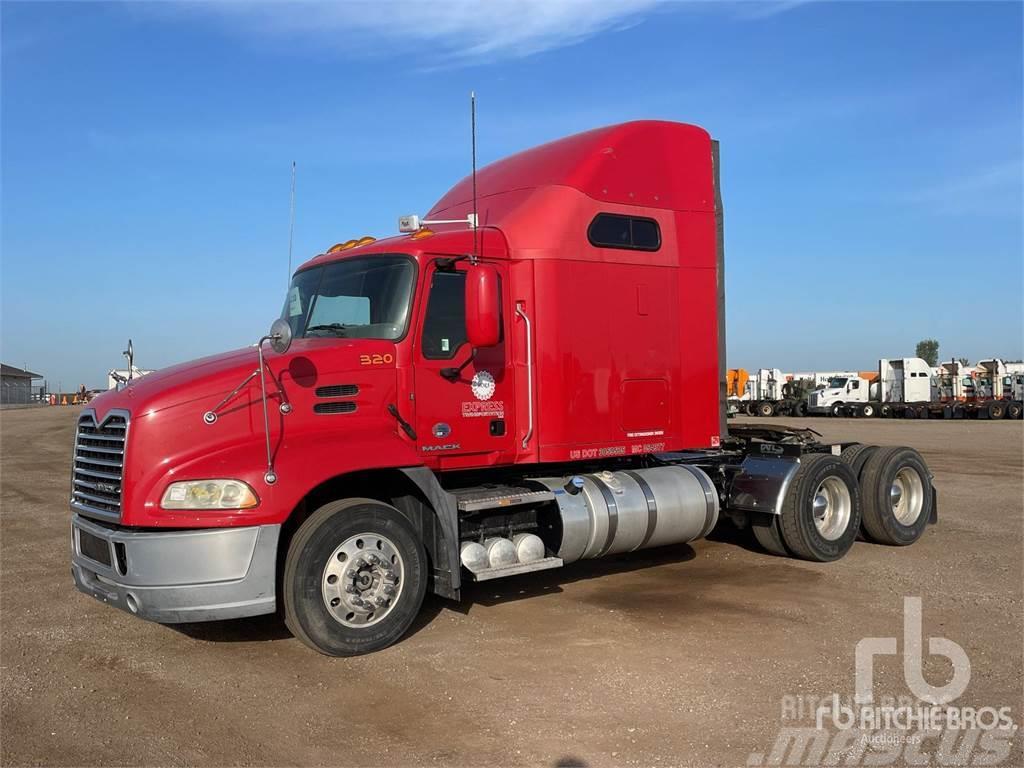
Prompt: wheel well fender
<box><xmin>279</xmin><ymin>467</ymin><xmax>460</xmax><ymax>601</ymax></box>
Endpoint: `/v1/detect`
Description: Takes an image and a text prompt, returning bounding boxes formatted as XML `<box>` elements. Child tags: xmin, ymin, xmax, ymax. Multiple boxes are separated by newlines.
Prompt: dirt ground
<box><xmin>1</xmin><ymin>407</ymin><xmax>1021</xmax><ymax>767</ymax></box>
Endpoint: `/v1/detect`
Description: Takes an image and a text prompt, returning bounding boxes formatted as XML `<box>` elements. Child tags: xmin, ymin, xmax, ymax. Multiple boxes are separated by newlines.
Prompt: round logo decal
<box><xmin>471</xmin><ymin>370</ymin><xmax>496</xmax><ymax>401</ymax></box>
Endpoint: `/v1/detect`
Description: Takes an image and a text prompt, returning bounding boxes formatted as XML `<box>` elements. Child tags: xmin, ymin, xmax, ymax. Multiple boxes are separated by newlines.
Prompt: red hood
<box><xmin>88</xmin><ymin>338</ymin><xmax>401</xmax><ymax>421</ymax></box>
<box><xmin>89</xmin><ymin>347</ymin><xmax>259</xmax><ymax>421</ymax></box>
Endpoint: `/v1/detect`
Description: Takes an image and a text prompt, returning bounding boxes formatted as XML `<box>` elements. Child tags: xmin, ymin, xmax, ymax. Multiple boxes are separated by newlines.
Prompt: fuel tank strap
<box><xmin>592</xmin><ymin>477</ymin><xmax>619</xmax><ymax>557</ymax></box>
<box><xmin>623</xmin><ymin>470</ymin><xmax>658</xmax><ymax>548</ymax></box>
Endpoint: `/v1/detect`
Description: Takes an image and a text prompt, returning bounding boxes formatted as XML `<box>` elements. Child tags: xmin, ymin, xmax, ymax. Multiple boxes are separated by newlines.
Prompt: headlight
<box><xmin>161</xmin><ymin>479</ymin><xmax>259</xmax><ymax>510</ymax></box>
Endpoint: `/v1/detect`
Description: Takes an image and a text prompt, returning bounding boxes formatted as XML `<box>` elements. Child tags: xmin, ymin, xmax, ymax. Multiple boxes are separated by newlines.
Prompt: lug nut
<box><xmin>345</xmin><ymin>585</ymin><xmax>358</xmax><ymax>594</ymax></box>
<box><xmin>374</xmin><ymin>596</ymin><xmax>388</xmax><ymax>607</ymax></box>
<box><xmin>383</xmin><ymin>585</ymin><xmax>396</xmax><ymax>596</ymax></box>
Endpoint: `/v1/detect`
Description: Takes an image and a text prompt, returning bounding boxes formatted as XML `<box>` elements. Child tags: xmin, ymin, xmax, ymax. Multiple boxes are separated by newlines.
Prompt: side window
<box><xmin>421</xmin><ymin>271</ymin><xmax>467</xmax><ymax>359</ymax></box>
<box><xmin>850</xmin><ymin>380</ymin><xmax>860</xmax><ymax>390</ymax></box>
<box><xmin>588</xmin><ymin>213</ymin><xmax>661</xmax><ymax>251</ymax></box>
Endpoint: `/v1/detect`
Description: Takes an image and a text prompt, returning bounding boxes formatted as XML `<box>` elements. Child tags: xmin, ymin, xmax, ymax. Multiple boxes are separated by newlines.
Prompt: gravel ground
<box><xmin>1</xmin><ymin>407</ymin><xmax>1021</xmax><ymax>767</ymax></box>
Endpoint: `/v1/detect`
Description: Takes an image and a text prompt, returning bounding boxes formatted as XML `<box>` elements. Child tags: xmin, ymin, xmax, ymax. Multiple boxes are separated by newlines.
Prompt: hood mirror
<box><xmin>269</xmin><ymin>318</ymin><xmax>293</xmax><ymax>355</ymax></box>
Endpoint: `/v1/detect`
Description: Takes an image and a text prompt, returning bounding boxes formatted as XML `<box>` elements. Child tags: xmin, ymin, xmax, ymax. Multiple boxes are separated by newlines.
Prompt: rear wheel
<box><xmin>860</xmin><ymin>403</ymin><xmax>876</xmax><ymax>418</ymax></box>
<box><xmin>859</xmin><ymin>447</ymin><xmax>932</xmax><ymax>546</ymax></box>
<box><xmin>1009</xmin><ymin>402</ymin><xmax>1023</xmax><ymax>420</ymax></box>
<box><xmin>841</xmin><ymin>443</ymin><xmax>878</xmax><ymax>478</ymax></box>
<box><xmin>284</xmin><ymin>498</ymin><xmax>428</xmax><ymax>656</ymax></box>
<box><xmin>988</xmin><ymin>401</ymin><xmax>1007</xmax><ymax>420</ymax></box>
<box><xmin>903</xmin><ymin>406</ymin><xmax>917</xmax><ymax>419</ymax></box>
<box><xmin>758</xmin><ymin>401</ymin><xmax>775</xmax><ymax>417</ymax></box>
<box><xmin>752</xmin><ymin>516</ymin><xmax>789</xmax><ymax>556</ymax></box>
<box><xmin>879</xmin><ymin>404</ymin><xmax>893</xmax><ymax>418</ymax></box>
<box><xmin>778</xmin><ymin>454</ymin><xmax>861</xmax><ymax>561</ymax></box>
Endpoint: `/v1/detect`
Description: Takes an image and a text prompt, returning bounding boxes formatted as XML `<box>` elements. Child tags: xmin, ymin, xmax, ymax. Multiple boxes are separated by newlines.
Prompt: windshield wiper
<box><xmin>305</xmin><ymin>323</ymin><xmax>350</xmax><ymax>336</ymax></box>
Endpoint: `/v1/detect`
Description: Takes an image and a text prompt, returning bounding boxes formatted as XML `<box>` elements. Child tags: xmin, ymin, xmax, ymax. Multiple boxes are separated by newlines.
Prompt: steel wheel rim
<box><xmin>812</xmin><ymin>476</ymin><xmax>851</xmax><ymax>540</ymax></box>
<box><xmin>891</xmin><ymin>467</ymin><xmax>925</xmax><ymax>525</ymax></box>
<box><xmin>322</xmin><ymin>533</ymin><xmax>404</xmax><ymax>629</ymax></box>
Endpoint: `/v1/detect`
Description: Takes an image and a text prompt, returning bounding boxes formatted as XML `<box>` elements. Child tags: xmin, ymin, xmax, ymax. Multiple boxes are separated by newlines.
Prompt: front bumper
<box><xmin>71</xmin><ymin>514</ymin><xmax>280</xmax><ymax>623</ymax></box>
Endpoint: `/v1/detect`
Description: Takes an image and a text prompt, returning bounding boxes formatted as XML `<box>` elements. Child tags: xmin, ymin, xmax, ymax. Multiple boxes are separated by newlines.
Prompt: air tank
<box><xmin>536</xmin><ymin>465</ymin><xmax>719</xmax><ymax>564</ymax></box>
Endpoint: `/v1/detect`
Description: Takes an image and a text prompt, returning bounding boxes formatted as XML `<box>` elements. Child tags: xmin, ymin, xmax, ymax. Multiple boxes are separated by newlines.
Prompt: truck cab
<box><xmin>807</xmin><ymin>374</ymin><xmax>869</xmax><ymax>415</ymax></box>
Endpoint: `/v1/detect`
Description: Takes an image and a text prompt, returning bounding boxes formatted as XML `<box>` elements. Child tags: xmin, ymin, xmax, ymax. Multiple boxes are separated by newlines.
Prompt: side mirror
<box><xmin>269</xmin><ymin>318</ymin><xmax>293</xmax><ymax>355</ymax></box>
<box><xmin>465</xmin><ymin>264</ymin><xmax>500</xmax><ymax>348</ymax></box>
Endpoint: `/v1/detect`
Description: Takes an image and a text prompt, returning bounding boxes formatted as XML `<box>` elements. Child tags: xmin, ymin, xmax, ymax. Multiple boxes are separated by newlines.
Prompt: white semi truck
<box><xmin>810</xmin><ymin>358</ymin><xmax>1022</xmax><ymax>419</ymax></box>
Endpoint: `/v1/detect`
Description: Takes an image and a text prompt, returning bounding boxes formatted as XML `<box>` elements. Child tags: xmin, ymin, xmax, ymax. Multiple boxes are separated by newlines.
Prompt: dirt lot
<box><xmin>1</xmin><ymin>407</ymin><xmax>1021</xmax><ymax>767</ymax></box>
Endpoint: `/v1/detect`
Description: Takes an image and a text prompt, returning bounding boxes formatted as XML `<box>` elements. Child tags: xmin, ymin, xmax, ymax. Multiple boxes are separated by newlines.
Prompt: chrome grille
<box><xmin>72</xmin><ymin>410</ymin><xmax>128</xmax><ymax>521</ymax></box>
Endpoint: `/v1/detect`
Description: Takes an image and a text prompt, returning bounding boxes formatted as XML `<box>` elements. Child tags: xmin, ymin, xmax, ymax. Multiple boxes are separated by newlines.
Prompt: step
<box><xmin>466</xmin><ymin>556</ymin><xmax>564</xmax><ymax>582</ymax></box>
<box><xmin>454</xmin><ymin>486</ymin><xmax>554</xmax><ymax>513</ymax></box>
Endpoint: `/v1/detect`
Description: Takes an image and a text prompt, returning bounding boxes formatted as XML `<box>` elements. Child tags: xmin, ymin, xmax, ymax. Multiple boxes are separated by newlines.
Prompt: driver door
<box><xmin>413</xmin><ymin>261</ymin><xmax>514</xmax><ymax>468</ymax></box>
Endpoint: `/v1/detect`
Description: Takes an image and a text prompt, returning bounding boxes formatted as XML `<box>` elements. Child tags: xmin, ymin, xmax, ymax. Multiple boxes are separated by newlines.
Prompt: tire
<box><xmin>859</xmin><ymin>447</ymin><xmax>932</xmax><ymax>546</ymax></box>
<box><xmin>778</xmin><ymin>454</ymin><xmax>862</xmax><ymax>562</ymax></box>
<box><xmin>988</xmin><ymin>401</ymin><xmax>1006</xmax><ymax>420</ymax></box>
<box><xmin>793</xmin><ymin>401</ymin><xmax>808</xmax><ymax>417</ymax></box>
<box><xmin>283</xmin><ymin>498</ymin><xmax>428</xmax><ymax>656</ymax></box>
<box><xmin>829</xmin><ymin>402</ymin><xmax>845</xmax><ymax>418</ymax></box>
<box><xmin>1009</xmin><ymin>402</ymin><xmax>1023</xmax><ymax>420</ymax></box>
<box><xmin>860</xmin><ymin>403</ymin><xmax>876</xmax><ymax>418</ymax></box>
<box><xmin>903</xmin><ymin>406</ymin><xmax>917</xmax><ymax>419</ymax></box>
<box><xmin>752</xmin><ymin>516</ymin><xmax>789</xmax><ymax>556</ymax></box>
<box><xmin>952</xmin><ymin>404</ymin><xmax>965</xmax><ymax>420</ymax></box>
<box><xmin>841</xmin><ymin>443</ymin><xmax>879</xmax><ymax>478</ymax></box>
<box><xmin>758</xmin><ymin>401</ymin><xmax>775</xmax><ymax>417</ymax></box>
<box><xmin>879</xmin><ymin>404</ymin><xmax>892</xmax><ymax>418</ymax></box>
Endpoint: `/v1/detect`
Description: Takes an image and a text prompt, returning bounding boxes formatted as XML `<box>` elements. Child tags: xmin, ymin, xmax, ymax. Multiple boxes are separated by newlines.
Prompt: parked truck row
<box><xmin>731</xmin><ymin>359</ymin><xmax>1024</xmax><ymax>420</ymax></box>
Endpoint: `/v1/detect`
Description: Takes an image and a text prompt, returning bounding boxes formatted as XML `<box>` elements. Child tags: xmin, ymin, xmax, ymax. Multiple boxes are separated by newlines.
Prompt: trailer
<box><xmin>69</xmin><ymin>121</ymin><xmax>938</xmax><ymax>656</ymax></box>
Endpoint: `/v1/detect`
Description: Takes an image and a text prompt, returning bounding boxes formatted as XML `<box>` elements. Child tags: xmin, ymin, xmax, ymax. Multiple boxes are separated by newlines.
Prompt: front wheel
<box><xmin>793</xmin><ymin>401</ymin><xmax>808</xmax><ymax>417</ymax></box>
<box><xmin>284</xmin><ymin>498</ymin><xmax>428</xmax><ymax>656</ymax></box>
<box><xmin>829</xmin><ymin>402</ymin><xmax>845</xmax><ymax>418</ymax></box>
<box><xmin>758</xmin><ymin>401</ymin><xmax>775</xmax><ymax>417</ymax></box>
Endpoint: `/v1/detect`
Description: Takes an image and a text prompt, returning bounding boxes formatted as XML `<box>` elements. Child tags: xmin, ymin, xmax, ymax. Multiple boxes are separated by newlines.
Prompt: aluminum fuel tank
<box><xmin>536</xmin><ymin>465</ymin><xmax>719</xmax><ymax>564</ymax></box>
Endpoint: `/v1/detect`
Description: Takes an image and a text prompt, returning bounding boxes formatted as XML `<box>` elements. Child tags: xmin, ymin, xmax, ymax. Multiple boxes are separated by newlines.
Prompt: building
<box><xmin>1</xmin><ymin>364</ymin><xmax>44</xmax><ymax>406</ymax></box>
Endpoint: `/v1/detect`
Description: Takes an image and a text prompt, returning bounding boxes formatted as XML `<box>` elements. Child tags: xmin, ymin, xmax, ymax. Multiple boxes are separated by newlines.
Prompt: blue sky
<box><xmin>2</xmin><ymin>0</ymin><xmax>1021</xmax><ymax>389</ymax></box>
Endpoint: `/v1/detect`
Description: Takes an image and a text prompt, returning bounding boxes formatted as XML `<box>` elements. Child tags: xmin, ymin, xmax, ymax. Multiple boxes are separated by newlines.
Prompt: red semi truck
<box><xmin>70</xmin><ymin>122</ymin><xmax>936</xmax><ymax>656</ymax></box>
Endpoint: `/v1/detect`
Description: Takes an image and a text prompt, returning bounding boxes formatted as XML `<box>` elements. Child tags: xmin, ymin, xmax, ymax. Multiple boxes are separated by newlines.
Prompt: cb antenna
<box><xmin>287</xmin><ymin>160</ymin><xmax>296</xmax><ymax>285</ymax></box>
<box><xmin>470</xmin><ymin>91</ymin><xmax>478</xmax><ymax>264</ymax></box>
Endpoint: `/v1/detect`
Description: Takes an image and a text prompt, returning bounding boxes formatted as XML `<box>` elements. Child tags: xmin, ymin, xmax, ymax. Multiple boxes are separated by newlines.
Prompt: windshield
<box><xmin>827</xmin><ymin>377</ymin><xmax>848</xmax><ymax>389</ymax></box>
<box><xmin>283</xmin><ymin>255</ymin><xmax>416</xmax><ymax>340</ymax></box>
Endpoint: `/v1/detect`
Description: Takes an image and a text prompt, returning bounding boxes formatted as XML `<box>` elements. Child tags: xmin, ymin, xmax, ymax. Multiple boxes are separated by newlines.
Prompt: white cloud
<box><xmin>173</xmin><ymin>0</ymin><xmax>662</xmax><ymax>64</ymax></box>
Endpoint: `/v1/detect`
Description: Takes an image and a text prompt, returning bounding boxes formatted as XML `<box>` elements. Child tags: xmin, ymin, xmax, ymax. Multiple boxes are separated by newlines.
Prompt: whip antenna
<box><xmin>470</xmin><ymin>91</ymin><xmax>478</xmax><ymax>263</ymax></box>
<box><xmin>287</xmin><ymin>161</ymin><xmax>296</xmax><ymax>285</ymax></box>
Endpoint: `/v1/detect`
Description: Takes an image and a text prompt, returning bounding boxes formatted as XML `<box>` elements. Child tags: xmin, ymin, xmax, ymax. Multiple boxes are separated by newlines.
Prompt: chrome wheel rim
<box><xmin>891</xmin><ymin>467</ymin><xmax>925</xmax><ymax>525</ymax></box>
<box><xmin>812</xmin><ymin>476</ymin><xmax>852</xmax><ymax>540</ymax></box>
<box><xmin>322</xmin><ymin>533</ymin><xmax>404</xmax><ymax>628</ymax></box>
